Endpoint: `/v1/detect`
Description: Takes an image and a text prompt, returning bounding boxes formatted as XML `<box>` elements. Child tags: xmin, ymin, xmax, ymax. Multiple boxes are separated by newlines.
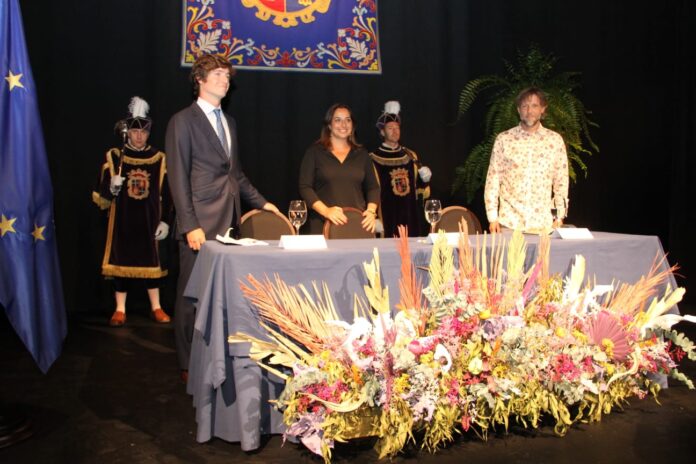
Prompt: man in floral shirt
<box><xmin>484</xmin><ymin>87</ymin><xmax>569</xmax><ymax>233</ymax></box>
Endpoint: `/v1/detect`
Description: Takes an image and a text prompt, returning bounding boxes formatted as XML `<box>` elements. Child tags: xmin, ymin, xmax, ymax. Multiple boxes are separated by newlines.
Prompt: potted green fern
<box><xmin>452</xmin><ymin>45</ymin><xmax>599</xmax><ymax>203</ymax></box>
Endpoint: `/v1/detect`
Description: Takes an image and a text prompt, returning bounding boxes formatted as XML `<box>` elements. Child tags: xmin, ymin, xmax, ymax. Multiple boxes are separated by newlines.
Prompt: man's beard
<box><xmin>521</xmin><ymin>117</ymin><xmax>540</xmax><ymax>128</ymax></box>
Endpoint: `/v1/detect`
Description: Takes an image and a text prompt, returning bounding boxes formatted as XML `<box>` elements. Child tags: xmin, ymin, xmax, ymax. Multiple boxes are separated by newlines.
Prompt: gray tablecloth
<box><xmin>185</xmin><ymin>231</ymin><xmax>676</xmax><ymax>449</ymax></box>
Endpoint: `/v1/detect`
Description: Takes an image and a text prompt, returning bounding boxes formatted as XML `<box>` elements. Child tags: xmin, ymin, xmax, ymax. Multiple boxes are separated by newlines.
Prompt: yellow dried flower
<box><xmin>393</xmin><ymin>374</ymin><xmax>410</xmax><ymax>394</ymax></box>
<box><xmin>601</xmin><ymin>338</ymin><xmax>615</xmax><ymax>359</ymax></box>
<box><xmin>492</xmin><ymin>364</ymin><xmax>508</xmax><ymax>378</ymax></box>
<box><xmin>468</xmin><ymin>357</ymin><xmax>483</xmax><ymax>375</ymax></box>
<box><xmin>603</xmin><ymin>362</ymin><xmax>615</xmax><ymax>376</ymax></box>
<box><xmin>572</xmin><ymin>329</ymin><xmax>588</xmax><ymax>343</ymax></box>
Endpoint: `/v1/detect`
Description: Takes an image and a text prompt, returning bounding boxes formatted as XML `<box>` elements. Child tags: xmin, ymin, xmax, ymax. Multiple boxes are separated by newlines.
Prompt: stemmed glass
<box><xmin>424</xmin><ymin>199</ymin><xmax>442</xmax><ymax>233</ymax></box>
<box><xmin>551</xmin><ymin>198</ymin><xmax>569</xmax><ymax>228</ymax></box>
<box><xmin>288</xmin><ymin>200</ymin><xmax>307</xmax><ymax>234</ymax></box>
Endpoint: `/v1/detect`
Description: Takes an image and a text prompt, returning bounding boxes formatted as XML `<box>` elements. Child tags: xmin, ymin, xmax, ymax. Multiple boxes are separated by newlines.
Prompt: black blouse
<box><xmin>298</xmin><ymin>143</ymin><xmax>380</xmax><ymax>234</ymax></box>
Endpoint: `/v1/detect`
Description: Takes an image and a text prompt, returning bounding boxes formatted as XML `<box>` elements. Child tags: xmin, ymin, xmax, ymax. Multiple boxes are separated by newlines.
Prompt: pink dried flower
<box><xmin>667</xmin><ymin>341</ymin><xmax>687</xmax><ymax>362</ymax></box>
<box><xmin>461</xmin><ymin>414</ymin><xmax>471</xmax><ymax>432</ymax></box>
<box><xmin>356</xmin><ymin>336</ymin><xmax>376</xmax><ymax>357</ymax></box>
<box><xmin>445</xmin><ymin>378</ymin><xmax>460</xmax><ymax>403</ymax></box>
<box><xmin>588</xmin><ymin>311</ymin><xmax>631</xmax><ymax>361</ymax></box>
<box><xmin>582</xmin><ymin>356</ymin><xmax>594</xmax><ymax>373</ymax></box>
<box><xmin>408</xmin><ymin>336</ymin><xmax>439</xmax><ymax>356</ymax></box>
<box><xmin>551</xmin><ymin>354</ymin><xmax>581</xmax><ymax>382</ymax></box>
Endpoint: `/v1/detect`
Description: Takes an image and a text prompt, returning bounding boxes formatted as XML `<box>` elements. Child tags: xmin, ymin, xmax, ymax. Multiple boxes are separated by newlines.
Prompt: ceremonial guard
<box><xmin>370</xmin><ymin>101</ymin><xmax>431</xmax><ymax>237</ymax></box>
<box><xmin>92</xmin><ymin>97</ymin><xmax>172</xmax><ymax>326</ymax></box>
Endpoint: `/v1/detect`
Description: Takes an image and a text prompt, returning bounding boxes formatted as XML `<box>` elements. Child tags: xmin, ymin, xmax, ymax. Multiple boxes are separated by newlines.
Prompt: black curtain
<box><xmin>17</xmin><ymin>0</ymin><xmax>695</xmax><ymax>311</ymax></box>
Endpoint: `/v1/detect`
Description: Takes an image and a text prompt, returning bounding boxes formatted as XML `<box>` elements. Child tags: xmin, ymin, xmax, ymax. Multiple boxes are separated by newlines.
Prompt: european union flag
<box><xmin>0</xmin><ymin>0</ymin><xmax>67</xmax><ymax>373</ymax></box>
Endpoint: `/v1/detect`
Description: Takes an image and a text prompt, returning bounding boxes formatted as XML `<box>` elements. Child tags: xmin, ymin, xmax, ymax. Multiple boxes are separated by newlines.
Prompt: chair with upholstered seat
<box><xmin>323</xmin><ymin>207</ymin><xmax>376</xmax><ymax>239</ymax></box>
<box><xmin>433</xmin><ymin>206</ymin><xmax>483</xmax><ymax>234</ymax></box>
<box><xmin>239</xmin><ymin>209</ymin><xmax>295</xmax><ymax>240</ymax></box>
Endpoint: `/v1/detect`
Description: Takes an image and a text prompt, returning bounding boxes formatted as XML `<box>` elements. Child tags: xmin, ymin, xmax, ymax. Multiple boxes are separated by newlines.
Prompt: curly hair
<box><xmin>515</xmin><ymin>87</ymin><xmax>548</xmax><ymax>108</ymax></box>
<box><xmin>190</xmin><ymin>54</ymin><xmax>236</xmax><ymax>96</ymax></box>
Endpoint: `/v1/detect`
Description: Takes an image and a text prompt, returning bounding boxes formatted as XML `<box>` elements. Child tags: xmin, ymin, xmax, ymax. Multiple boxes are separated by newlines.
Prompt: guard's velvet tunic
<box><xmin>369</xmin><ymin>144</ymin><xmax>430</xmax><ymax>237</ymax></box>
<box><xmin>92</xmin><ymin>144</ymin><xmax>169</xmax><ymax>278</ymax></box>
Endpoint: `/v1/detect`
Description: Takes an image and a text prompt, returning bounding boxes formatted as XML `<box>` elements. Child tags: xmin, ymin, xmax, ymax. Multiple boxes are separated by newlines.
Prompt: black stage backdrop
<box><xmin>16</xmin><ymin>0</ymin><xmax>695</xmax><ymax>311</ymax></box>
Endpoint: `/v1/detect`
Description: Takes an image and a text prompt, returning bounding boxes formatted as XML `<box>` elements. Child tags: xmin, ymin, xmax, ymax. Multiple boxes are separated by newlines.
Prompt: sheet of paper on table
<box><xmin>552</xmin><ymin>228</ymin><xmax>594</xmax><ymax>240</ymax></box>
<box><xmin>427</xmin><ymin>232</ymin><xmax>475</xmax><ymax>246</ymax></box>
<box><xmin>215</xmin><ymin>235</ymin><xmax>269</xmax><ymax>246</ymax></box>
<box><xmin>279</xmin><ymin>234</ymin><xmax>328</xmax><ymax>250</ymax></box>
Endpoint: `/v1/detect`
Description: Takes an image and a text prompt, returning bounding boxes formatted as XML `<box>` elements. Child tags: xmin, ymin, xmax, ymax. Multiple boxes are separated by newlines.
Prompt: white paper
<box><xmin>552</xmin><ymin>228</ymin><xmax>594</xmax><ymax>240</ymax></box>
<box><xmin>427</xmin><ymin>232</ymin><xmax>471</xmax><ymax>246</ymax></box>
<box><xmin>215</xmin><ymin>234</ymin><xmax>268</xmax><ymax>246</ymax></box>
<box><xmin>279</xmin><ymin>234</ymin><xmax>327</xmax><ymax>250</ymax></box>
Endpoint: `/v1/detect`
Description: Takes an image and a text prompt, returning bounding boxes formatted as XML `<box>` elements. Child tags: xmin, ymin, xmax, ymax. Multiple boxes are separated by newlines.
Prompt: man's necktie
<box><xmin>214</xmin><ymin>108</ymin><xmax>229</xmax><ymax>157</ymax></box>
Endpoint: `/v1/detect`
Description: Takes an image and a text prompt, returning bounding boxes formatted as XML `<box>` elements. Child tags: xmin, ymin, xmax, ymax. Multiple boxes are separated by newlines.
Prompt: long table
<box><xmin>185</xmin><ymin>232</ymin><xmax>676</xmax><ymax>450</ymax></box>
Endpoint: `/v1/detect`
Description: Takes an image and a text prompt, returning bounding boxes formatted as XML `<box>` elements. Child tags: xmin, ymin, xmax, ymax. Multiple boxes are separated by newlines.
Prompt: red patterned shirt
<box><xmin>484</xmin><ymin>124</ymin><xmax>569</xmax><ymax>232</ymax></box>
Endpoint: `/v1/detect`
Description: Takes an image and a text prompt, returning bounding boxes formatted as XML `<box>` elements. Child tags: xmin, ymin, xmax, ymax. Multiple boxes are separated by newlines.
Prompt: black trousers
<box><xmin>112</xmin><ymin>277</ymin><xmax>162</xmax><ymax>293</ymax></box>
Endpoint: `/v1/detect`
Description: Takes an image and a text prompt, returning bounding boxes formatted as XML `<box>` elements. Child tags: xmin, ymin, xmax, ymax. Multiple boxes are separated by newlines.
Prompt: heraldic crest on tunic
<box><xmin>389</xmin><ymin>167</ymin><xmax>410</xmax><ymax>197</ymax></box>
<box><xmin>127</xmin><ymin>168</ymin><xmax>151</xmax><ymax>200</ymax></box>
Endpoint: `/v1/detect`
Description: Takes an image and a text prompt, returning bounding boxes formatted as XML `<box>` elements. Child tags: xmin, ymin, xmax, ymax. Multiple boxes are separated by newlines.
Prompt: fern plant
<box><xmin>452</xmin><ymin>45</ymin><xmax>599</xmax><ymax>203</ymax></box>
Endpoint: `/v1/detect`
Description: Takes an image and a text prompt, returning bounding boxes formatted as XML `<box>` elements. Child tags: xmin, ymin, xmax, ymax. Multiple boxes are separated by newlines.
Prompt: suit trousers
<box><xmin>175</xmin><ymin>240</ymin><xmax>198</xmax><ymax>370</ymax></box>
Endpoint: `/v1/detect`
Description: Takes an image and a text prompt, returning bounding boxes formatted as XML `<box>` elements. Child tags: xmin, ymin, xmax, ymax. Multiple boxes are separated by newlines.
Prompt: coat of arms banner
<box><xmin>181</xmin><ymin>0</ymin><xmax>381</xmax><ymax>74</ymax></box>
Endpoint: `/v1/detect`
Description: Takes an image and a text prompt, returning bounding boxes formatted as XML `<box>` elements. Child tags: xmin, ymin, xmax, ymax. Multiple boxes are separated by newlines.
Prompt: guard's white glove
<box><xmin>374</xmin><ymin>219</ymin><xmax>384</xmax><ymax>235</ymax></box>
<box><xmin>110</xmin><ymin>175</ymin><xmax>125</xmax><ymax>196</ymax></box>
<box><xmin>154</xmin><ymin>221</ymin><xmax>169</xmax><ymax>241</ymax></box>
<box><xmin>418</xmin><ymin>166</ymin><xmax>432</xmax><ymax>183</ymax></box>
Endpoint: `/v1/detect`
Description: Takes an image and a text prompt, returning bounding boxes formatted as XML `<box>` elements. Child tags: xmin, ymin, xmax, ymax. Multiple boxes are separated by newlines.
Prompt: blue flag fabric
<box><xmin>181</xmin><ymin>0</ymin><xmax>381</xmax><ymax>73</ymax></box>
<box><xmin>0</xmin><ymin>0</ymin><xmax>67</xmax><ymax>373</ymax></box>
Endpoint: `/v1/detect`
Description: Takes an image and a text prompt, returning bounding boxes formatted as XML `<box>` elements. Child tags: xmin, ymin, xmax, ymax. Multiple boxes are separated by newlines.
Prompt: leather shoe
<box><xmin>151</xmin><ymin>308</ymin><xmax>171</xmax><ymax>323</ymax></box>
<box><xmin>109</xmin><ymin>311</ymin><xmax>126</xmax><ymax>327</ymax></box>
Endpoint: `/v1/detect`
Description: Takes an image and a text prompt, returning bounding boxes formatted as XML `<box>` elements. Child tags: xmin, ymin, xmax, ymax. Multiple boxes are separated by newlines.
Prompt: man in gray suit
<box><xmin>166</xmin><ymin>54</ymin><xmax>279</xmax><ymax>380</ymax></box>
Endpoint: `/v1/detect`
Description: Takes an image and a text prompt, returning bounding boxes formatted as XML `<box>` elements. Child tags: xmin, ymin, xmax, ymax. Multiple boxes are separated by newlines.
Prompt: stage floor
<box><xmin>1</xmin><ymin>307</ymin><xmax>696</xmax><ymax>464</ymax></box>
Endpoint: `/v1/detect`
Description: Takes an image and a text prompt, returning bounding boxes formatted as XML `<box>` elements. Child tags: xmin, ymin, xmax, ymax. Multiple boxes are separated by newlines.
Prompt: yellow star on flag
<box><xmin>5</xmin><ymin>70</ymin><xmax>25</xmax><ymax>91</ymax></box>
<box><xmin>32</xmin><ymin>224</ymin><xmax>46</xmax><ymax>241</ymax></box>
<box><xmin>0</xmin><ymin>214</ymin><xmax>18</xmax><ymax>237</ymax></box>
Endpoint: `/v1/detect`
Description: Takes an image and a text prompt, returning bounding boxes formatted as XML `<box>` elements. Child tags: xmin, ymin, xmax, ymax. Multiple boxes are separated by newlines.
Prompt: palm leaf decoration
<box><xmin>453</xmin><ymin>45</ymin><xmax>599</xmax><ymax>203</ymax></box>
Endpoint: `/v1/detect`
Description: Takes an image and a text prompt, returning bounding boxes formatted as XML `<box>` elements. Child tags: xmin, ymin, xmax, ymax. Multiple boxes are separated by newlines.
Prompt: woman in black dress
<box><xmin>299</xmin><ymin>103</ymin><xmax>380</xmax><ymax>235</ymax></box>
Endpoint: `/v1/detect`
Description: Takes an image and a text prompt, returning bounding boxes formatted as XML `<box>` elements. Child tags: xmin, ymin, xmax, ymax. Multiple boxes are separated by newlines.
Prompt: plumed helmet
<box><xmin>121</xmin><ymin>96</ymin><xmax>152</xmax><ymax>131</ymax></box>
<box><xmin>376</xmin><ymin>100</ymin><xmax>401</xmax><ymax>130</ymax></box>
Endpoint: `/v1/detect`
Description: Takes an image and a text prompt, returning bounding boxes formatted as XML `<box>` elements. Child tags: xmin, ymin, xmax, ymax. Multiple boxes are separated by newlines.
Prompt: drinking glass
<box><xmin>551</xmin><ymin>197</ymin><xmax>568</xmax><ymax>227</ymax></box>
<box><xmin>424</xmin><ymin>199</ymin><xmax>442</xmax><ymax>233</ymax></box>
<box><xmin>288</xmin><ymin>200</ymin><xmax>307</xmax><ymax>234</ymax></box>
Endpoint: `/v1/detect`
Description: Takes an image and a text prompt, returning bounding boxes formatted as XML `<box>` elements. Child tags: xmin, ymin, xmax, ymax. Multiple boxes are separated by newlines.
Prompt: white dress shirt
<box><xmin>196</xmin><ymin>97</ymin><xmax>231</xmax><ymax>154</ymax></box>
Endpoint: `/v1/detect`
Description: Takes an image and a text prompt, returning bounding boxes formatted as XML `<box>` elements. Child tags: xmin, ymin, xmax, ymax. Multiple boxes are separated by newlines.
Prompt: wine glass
<box><xmin>424</xmin><ymin>199</ymin><xmax>442</xmax><ymax>233</ymax></box>
<box><xmin>288</xmin><ymin>200</ymin><xmax>307</xmax><ymax>234</ymax></box>
<box><xmin>551</xmin><ymin>197</ymin><xmax>568</xmax><ymax>228</ymax></box>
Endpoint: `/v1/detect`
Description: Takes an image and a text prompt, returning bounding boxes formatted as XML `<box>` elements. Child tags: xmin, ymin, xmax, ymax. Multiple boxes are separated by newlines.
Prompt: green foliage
<box><xmin>452</xmin><ymin>46</ymin><xmax>599</xmax><ymax>203</ymax></box>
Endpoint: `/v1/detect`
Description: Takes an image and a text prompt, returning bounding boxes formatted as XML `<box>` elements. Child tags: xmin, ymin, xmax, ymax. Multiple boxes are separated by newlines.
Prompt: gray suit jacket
<box><xmin>165</xmin><ymin>102</ymin><xmax>267</xmax><ymax>240</ymax></box>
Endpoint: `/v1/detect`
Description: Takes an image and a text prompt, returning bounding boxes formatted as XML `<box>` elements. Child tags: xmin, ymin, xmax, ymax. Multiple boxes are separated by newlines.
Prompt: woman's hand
<box><xmin>262</xmin><ymin>202</ymin><xmax>279</xmax><ymax>214</ymax></box>
<box><xmin>324</xmin><ymin>206</ymin><xmax>347</xmax><ymax>225</ymax></box>
<box><xmin>361</xmin><ymin>209</ymin><xmax>377</xmax><ymax>233</ymax></box>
